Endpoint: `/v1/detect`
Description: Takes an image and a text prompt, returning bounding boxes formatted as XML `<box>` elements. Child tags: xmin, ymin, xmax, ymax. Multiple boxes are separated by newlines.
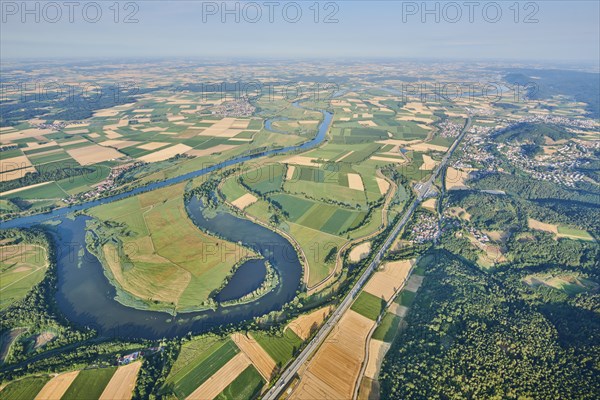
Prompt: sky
<box><xmin>1</xmin><ymin>1</ymin><xmax>599</xmax><ymax>64</ymax></box>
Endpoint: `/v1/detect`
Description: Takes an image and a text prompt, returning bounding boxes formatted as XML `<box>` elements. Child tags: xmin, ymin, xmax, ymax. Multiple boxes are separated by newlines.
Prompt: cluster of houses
<box><xmin>455</xmin><ymin>114</ymin><xmax>598</xmax><ymax>187</ymax></box>
<box><xmin>409</xmin><ymin>213</ymin><xmax>440</xmax><ymax>244</ymax></box>
<box><xmin>117</xmin><ymin>346</ymin><xmax>163</xmax><ymax>365</ymax></box>
<box><xmin>467</xmin><ymin>227</ymin><xmax>490</xmax><ymax>244</ymax></box>
<box><xmin>63</xmin><ymin>162</ymin><xmax>141</xmax><ymax>204</ymax></box>
<box><xmin>212</xmin><ymin>97</ymin><xmax>255</xmax><ymax>117</ymax></box>
<box><xmin>503</xmin><ymin>142</ymin><xmax>591</xmax><ymax>187</ymax></box>
<box><xmin>438</xmin><ymin>119</ymin><xmax>462</xmax><ymax>138</ymax></box>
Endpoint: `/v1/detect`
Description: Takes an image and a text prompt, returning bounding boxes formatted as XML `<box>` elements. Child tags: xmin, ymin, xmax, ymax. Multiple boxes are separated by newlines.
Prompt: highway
<box><xmin>263</xmin><ymin>115</ymin><xmax>471</xmax><ymax>400</ymax></box>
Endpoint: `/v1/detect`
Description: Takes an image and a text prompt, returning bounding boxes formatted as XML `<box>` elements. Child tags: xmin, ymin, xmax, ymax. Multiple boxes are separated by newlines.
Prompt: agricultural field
<box><xmin>162</xmin><ymin>337</ymin><xmax>240</xmax><ymax>399</ymax></box>
<box><xmin>371</xmin><ymin>312</ymin><xmax>402</xmax><ymax>342</ymax></box>
<box><xmin>528</xmin><ymin>218</ymin><xmax>595</xmax><ymax>241</ymax></box>
<box><xmin>99</xmin><ymin>361</ymin><xmax>142</xmax><ymax>400</ymax></box>
<box><xmin>34</xmin><ymin>371</ymin><xmax>80</xmax><ymax>400</ymax></box>
<box><xmin>61</xmin><ymin>367</ymin><xmax>117</xmax><ymax>400</ymax></box>
<box><xmin>351</xmin><ymin>291</ymin><xmax>386</xmax><ymax>321</ymax></box>
<box><xmin>220</xmin><ymin>154</ymin><xmax>403</xmax><ymax>289</ymax></box>
<box><xmin>0</xmin><ymin>87</ymin><xmax>313</xmax><ymax>218</ymax></box>
<box><xmin>214</xmin><ymin>365</ymin><xmax>265</xmax><ymax>400</ymax></box>
<box><xmin>250</xmin><ymin>329</ymin><xmax>303</xmax><ymax>367</ymax></box>
<box><xmin>0</xmin><ymin>376</ymin><xmax>50</xmax><ymax>400</ymax></box>
<box><xmin>0</xmin><ymin>243</ymin><xmax>48</xmax><ymax>310</ymax></box>
<box><xmin>286</xmin><ymin>306</ymin><xmax>334</xmax><ymax>341</ymax></box>
<box><xmin>86</xmin><ymin>182</ymin><xmax>253</xmax><ymax>312</ymax></box>
<box><xmin>289</xmin><ymin>310</ymin><xmax>375</xmax><ymax>400</ymax></box>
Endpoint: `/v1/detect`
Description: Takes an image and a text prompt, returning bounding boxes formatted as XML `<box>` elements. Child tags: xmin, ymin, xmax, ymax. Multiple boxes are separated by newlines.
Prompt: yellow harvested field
<box><xmin>290</xmin><ymin>310</ymin><xmax>375</xmax><ymax>400</ymax></box>
<box><xmin>1</xmin><ymin>128</ymin><xmax>55</xmax><ymax>142</ymax></box>
<box><xmin>196</xmin><ymin>118</ymin><xmax>252</xmax><ymax>138</ymax></box>
<box><xmin>336</xmin><ymin>151</ymin><xmax>354</xmax><ymax>162</ymax></box>
<box><xmin>137</xmin><ymin>142</ymin><xmax>170</xmax><ymax>151</ymax></box>
<box><xmin>370</xmin><ymin>156</ymin><xmax>406</xmax><ymax>164</ymax></box>
<box><xmin>528</xmin><ymin>218</ymin><xmax>558</xmax><ymax>234</ymax></box>
<box><xmin>67</xmin><ymin>144</ymin><xmax>124</xmax><ymax>165</ymax></box>
<box><xmin>375</xmin><ymin>177</ymin><xmax>390</xmax><ymax>195</ymax></box>
<box><xmin>232</xmin><ymin>333</ymin><xmax>277</xmax><ymax>380</ymax></box>
<box><xmin>140</xmin><ymin>127</ymin><xmax>168</xmax><ymax>133</ymax></box>
<box><xmin>419</xmin><ymin>154</ymin><xmax>437</xmax><ymax>170</ymax></box>
<box><xmin>388</xmin><ymin>302</ymin><xmax>408</xmax><ymax>317</ymax></box>
<box><xmin>396</xmin><ymin>115</ymin><xmax>435</xmax><ymax>124</ymax></box>
<box><xmin>138</xmin><ymin>144</ymin><xmax>193</xmax><ymax>163</ymax></box>
<box><xmin>421</xmin><ymin>198</ymin><xmax>437</xmax><ymax>211</ymax></box>
<box><xmin>407</xmin><ymin>142</ymin><xmax>448</xmax><ymax>152</ymax></box>
<box><xmin>231</xmin><ymin>193</ymin><xmax>258</xmax><ymax>210</ymax></box>
<box><xmin>186</xmin><ymin>144</ymin><xmax>238</xmax><ymax>158</ymax></box>
<box><xmin>404</xmin><ymin>102</ymin><xmax>432</xmax><ymax>114</ymax></box>
<box><xmin>364</xmin><ymin>259</ymin><xmax>414</xmax><ymax>302</ymax></box>
<box><xmin>186</xmin><ymin>352</ymin><xmax>251</xmax><ymax>400</ymax></box>
<box><xmin>104</xmin><ymin>130</ymin><xmax>122</xmax><ymax>139</ymax></box>
<box><xmin>99</xmin><ymin>361</ymin><xmax>142</xmax><ymax>400</ymax></box>
<box><xmin>60</xmin><ymin>139</ymin><xmax>89</xmax><ymax>147</ymax></box>
<box><xmin>284</xmin><ymin>156</ymin><xmax>322</xmax><ymax>167</ymax></box>
<box><xmin>1</xmin><ymin>155</ymin><xmax>33</xmax><ymax>172</ymax></box>
<box><xmin>287</xmin><ymin>306</ymin><xmax>334</xmax><ymax>340</ymax></box>
<box><xmin>405</xmin><ymin>275</ymin><xmax>424</xmax><ymax>292</ymax></box>
<box><xmin>347</xmin><ymin>173</ymin><xmax>365</xmax><ymax>191</ymax></box>
<box><xmin>286</xmin><ymin>165</ymin><xmax>296</xmax><ymax>181</ymax></box>
<box><xmin>0</xmin><ymin>166</ymin><xmax>37</xmax><ymax>182</ymax></box>
<box><xmin>99</xmin><ymin>140</ymin><xmax>141</xmax><ymax>149</ymax></box>
<box><xmin>445</xmin><ymin>167</ymin><xmax>471</xmax><ymax>190</ymax></box>
<box><xmin>26</xmin><ymin>141</ymin><xmax>58</xmax><ymax>149</ymax></box>
<box><xmin>35</xmin><ymin>371</ymin><xmax>80</xmax><ymax>400</ymax></box>
<box><xmin>349</xmin><ymin>242</ymin><xmax>371</xmax><ymax>263</ymax></box>
<box><xmin>358</xmin><ymin>120</ymin><xmax>378</xmax><ymax>127</ymax></box>
<box><xmin>376</xmin><ymin>139</ymin><xmax>421</xmax><ymax>147</ymax></box>
<box><xmin>364</xmin><ymin>340</ymin><xmax>391</xmax><ymax>380</ymax></box>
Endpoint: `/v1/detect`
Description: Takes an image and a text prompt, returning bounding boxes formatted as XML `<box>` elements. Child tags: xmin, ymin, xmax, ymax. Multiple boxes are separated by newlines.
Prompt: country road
<box><xmin>262</xmin><ymin>114</ymin><xmax>472</xmax><ymax>400</ymax></box>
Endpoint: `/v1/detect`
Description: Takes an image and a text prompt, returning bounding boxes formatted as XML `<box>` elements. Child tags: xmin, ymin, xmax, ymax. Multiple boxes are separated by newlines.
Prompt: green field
<box><xmin>240</xmin><ymin>164</ymin><xmax>285</xmax><ymax>195</ymax></box>
<box><xmin>351</xmin><ymin>291</ymin><xmax>386</xmax><ymax>321</ymax></box>
<box><xmin>215</xmin><ymin>365</ymin><xmax>264</xmax><ymax>400</ymax></box>
<box><xmin>0</xmin><ymin>244</ymin><xmax>48</xmax><ymax>310</ymax></box>
<box><xmin>0</xmin><ymin>182</ymin><xmax>68</xmax><ymax>200</ymax></box>
<box><xmin>269</xmin><ymin>193</ymin><xmax>315</xmax><ymax>221</ymax></box>
<box><xmin>0</xmin><ymin>375</ymin><xmax>50</xmax><ymax>400</ymax></box>
<box><xmin>61</xmin><ymin>367</ymin><xmax>117</xmax><ymax>400</ymax></box>
<box><xmin>163</xmin><ymin>338</ymin><xmax>239</xmax><ymax>398</ymax></box>
<box><xmin>251</xmin><ymin>329</ymin><xmax>303</xmax><ymax>366</ymax></box>
<box><xmin>396</xmin><ymin>290</ymin><xmax>417</xmax><ymax>307</ymax></box>
<box><xmin>557</xmin><ymin>226</ymin><xmax>595</xmax><ymax>241</ymax></box>
<box><xmin>372</xmin><ymin>312</ymin><xmax>402</xmax><ymax>342</ymax></box>
<box><xmin>87</xmin><ymin>183</ymin><xmax>251</xmax><ymax>311</ymax></box>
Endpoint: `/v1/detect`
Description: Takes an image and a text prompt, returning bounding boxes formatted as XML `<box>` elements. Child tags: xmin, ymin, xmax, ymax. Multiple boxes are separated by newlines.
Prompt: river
<box><xmin>2</xmin><ymin>106</ymin><xmax>333</xmax><ymax>339</ymax></box>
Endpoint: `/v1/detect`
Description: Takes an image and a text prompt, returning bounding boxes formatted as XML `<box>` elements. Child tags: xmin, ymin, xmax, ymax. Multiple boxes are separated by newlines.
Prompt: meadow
<box><xmin>0</xmin><ymin>244</ymin><xmax>48</xmax><ymax>310</ymax></box>
<box><xmin>87</xmin><ymin>182</ymin><xmax>252</xmax><ymax>312</ymax></box>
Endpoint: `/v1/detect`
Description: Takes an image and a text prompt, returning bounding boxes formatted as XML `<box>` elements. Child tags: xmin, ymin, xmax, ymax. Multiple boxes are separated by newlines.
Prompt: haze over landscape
<box><xmin>1</xmin><ymin>2</ymin><xmax>599</xmax><ymax>400</ymax></box>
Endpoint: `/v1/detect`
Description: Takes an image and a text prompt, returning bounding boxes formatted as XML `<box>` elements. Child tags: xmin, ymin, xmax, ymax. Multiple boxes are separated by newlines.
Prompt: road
<box><xmin>262</xmin><ymin>115</ymin><xmax>471</xmax><ymax>400</ymax></box>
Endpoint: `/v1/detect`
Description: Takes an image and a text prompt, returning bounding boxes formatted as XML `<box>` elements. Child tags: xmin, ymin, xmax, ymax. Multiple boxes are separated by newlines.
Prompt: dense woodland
<box><xmin>380</xmin><ymin>249</ymin><xmax>600</xmax><ymax>399</ymax></box>
<box><xmin>380</xmin><ymin>157</ymin><xmax>600</xmax><ymax>399</ymax></box>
